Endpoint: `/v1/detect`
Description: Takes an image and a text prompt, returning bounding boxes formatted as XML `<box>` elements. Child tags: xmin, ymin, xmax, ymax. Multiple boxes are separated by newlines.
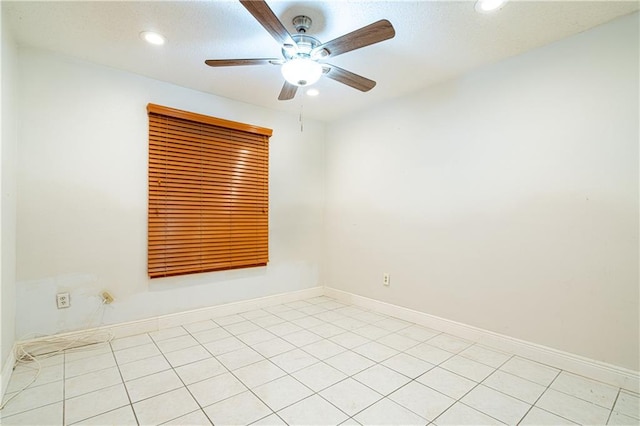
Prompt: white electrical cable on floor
<box><xmin>0</xmin><ymin>297</ymin><xmax>114</xmax><ymax>411</ymax></box>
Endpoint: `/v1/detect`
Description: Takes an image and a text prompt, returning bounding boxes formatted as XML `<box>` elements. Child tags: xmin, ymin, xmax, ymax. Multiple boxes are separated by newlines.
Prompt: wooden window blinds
<box><xmin>147</xmin><ymin>103</ymin><xmax>272</xmax><ymax>278</ymax></box>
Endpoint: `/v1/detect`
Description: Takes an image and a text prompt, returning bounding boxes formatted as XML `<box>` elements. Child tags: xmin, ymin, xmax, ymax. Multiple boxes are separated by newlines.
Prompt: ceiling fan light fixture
<box><xmin>306</xmin><ymin>88</ymin><xmax>319</xmax><ymax>97</ymax></box>
<box><xmin>281</xmin><ymin>58</ymin><xmax>322</xmax><ymax>87</ymax></box>
<box><xmin>475</xmin><ymin>0</ymin><xmax>508</xmax><ymax>13</ymax></box>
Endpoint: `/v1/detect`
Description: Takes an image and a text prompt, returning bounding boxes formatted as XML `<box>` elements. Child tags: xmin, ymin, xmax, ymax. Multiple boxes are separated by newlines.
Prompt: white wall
<box><xmin>1</xmin><ymin>9</ymin><xmax>18</xmax><ymax>372</ymax></box>
<box><xmin>15</xmin><ymin>48</ymin><xmax>325</xmax><ymax>337</ymax></box>
<box><xmin>323</xmin><ymin>13</ymin><xmax>639</xmax><ymax>370</ymax></box>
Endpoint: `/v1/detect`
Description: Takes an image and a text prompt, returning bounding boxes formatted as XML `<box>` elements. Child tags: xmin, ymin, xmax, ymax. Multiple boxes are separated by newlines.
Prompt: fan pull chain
<box><xmin>299</xmin><ymin>101</ymin><xmax>304</xmax><ymax>132</ymax></box>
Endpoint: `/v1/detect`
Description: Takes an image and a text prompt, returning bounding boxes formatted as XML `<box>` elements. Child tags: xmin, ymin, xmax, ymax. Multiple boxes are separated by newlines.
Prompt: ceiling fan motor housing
<box><xmin>292</xmin><ymin>15</ymin><xmax>312</xmax><ymax>33</ymax></box>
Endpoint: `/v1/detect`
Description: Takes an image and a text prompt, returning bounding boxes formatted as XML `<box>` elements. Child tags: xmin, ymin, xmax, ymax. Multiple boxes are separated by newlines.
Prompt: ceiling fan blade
<box><xmin>205</xmin><ymin>59</ymin><xmax>280</xmax><ymax>67</ymax></box>
<box><xmin>324</xmin><ymin>65</ymin><xmax>376</xmax><ymax>92</ymax></box>
<box><xmin>239</xmin><ymin>0</ymin><xmax>296</xmax><ymax>48</ymax></box>
<box><xmin>278</xmin><ymin>81</ymin><xmax>298</xmax><ymax>101</ymax></box>
<box><xmin>312</xmin><ymin>20</ymin><xmax>395</xmax><ymax>59</ymax></box>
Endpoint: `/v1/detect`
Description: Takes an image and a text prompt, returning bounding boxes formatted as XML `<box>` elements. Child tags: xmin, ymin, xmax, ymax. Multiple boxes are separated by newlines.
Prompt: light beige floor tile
<box><xmin>433</xmin><ymin>402</ymin><xmax>504</xmax><ymax>425</ymax></box>
<box><xmin>483</xmin><ymin>370</ymin><xmax>546</xmax><ymax>404</ymax></box>
<box><xmin>188</xmin><ymin>372</ymin><xmax>247</xmax><ymax>407</ymax></box>
<box><xmin>282</xmin><ymin>330</ymin><xmax>323</xmax><ymax>347</ymax></box>
<box><xmin>354</xmin><ymin>397</ymin><xmax>426</xmax><ymax>425</ymax></box>
<box><xmin>397</xmin><ymin>325</ymin><xmax>440</xmax><ymax>341</ymax></box>
<box><xmin>224</xmin><ymin>320</ymin><xmax>261</xmax><ymax>335</ymax></box>
<box><xmin>213</xmin><ymin>314</ymin><xmax>246</xmax><ymax>326</ymax></box>
<box><xmin>216</xmin><ymin>346</ymin><xmax>263</xmax><ymax>370</ymax></box>
<box><xmin>110</xmin><ymin>334</ymin><xmax>154</xmax><ymax>351</ymax></box>
<box><xmin>202</xmin><ymin>336</ymin><xmax>246</xmax><ymax>356</ymax></box>
<box><xmin>236</xmin><ymin>329</ymin><xmax>278</xmax><ymax>346</ymax></box>
<box><xmin>307</xmin><ymin>323</ymin><xmax>346</xmax><ymax>338</ymax></box>
<box><xmin>113</xmin><ymin>343</ymin><xmax>161</xmax><ymax>366</ymax></box>
<box><xmin>329</xmin><ymin>331</ymin><xmax>371</xmax><ymax>349</ymax></box>
<box><xmin>352</xmin><ymin>324</ymin><xmax>391</xmax><ymax>340</ymax></box>
<box><xmin>164</xmin><ymin>344</ymin><xmax>211</xmax><ymax>367</ymax></box>
<box><xmin>155</xmin><ymin>334</ymin><xmax>199</xmax><ymax>354</ymax></box>
<box><xmin>462</xmin><ymin>385</ymin><xmax>531</xmax><ymax>425</ymax></box>
<box><xmin>66</xmin><ymin>352</ymin><xmax>117</xmax><ymax>378</ymax></box>
<box><xmin>73</xmin><ymin>405</ymin><xmax>138</xmax><ymax>425</ymax></box>
<box><xmin>253</xmin><ymin>375</ymin><xmax>313</xmax><ymax>411</ymax></box>
<box><xmin>406</xmin><ymin>342</ymin><xmax>454</xmax><ymax>365</ymax></box>
<box><xmin>270</xmin><ymin>348</ymin><xmax>319</xmax><ymax>373</ymax></box>
<box><xmin>133</xmin><ymin>387</ymin><xmax>199</xmax><ymax>425</ymax></box>
<box><xmin>64</xmin><ymin>383</ymin><xmax>129</xmax><ymax>424</ymax></box>
<box><xmin>440</xmin><ymin>355</ymin><xmax>495</xmax><ymax>382</ymax></box>
<box><xmin>251</xmin><ymin>314</ymin><xmax>286</xmax><ymax>328</ymax></box>
<box><xmin>251</xmin><ymin>413</ymin><xmax>287</xmax><ymax>425</ymax></box>
<box><xmin>252</xmin><ymin>337</ymin><xmax>296</xmax><ymax>358</ymax></box>
<box><xmin>65</xmin><ymin>366</ymin><xmax>122</xmax><ymax>399</ymax></box>
<box><xmin>377</xmin><ymin>332</ymin><xmax>420</xmax><ymax>351</ymax></box>
<box><xmin>161</xmin><ymin>409</ymin><xmax>212</xmax><ymax>425</ymax></box>
<box><xmin>301</xmin><ymin>339</ymin><xmax>346</xmax><ymax>360</ymax></box>
<box><xmin>426</xmin><ymin>334</ymin><xmax>473</xmax><ymax>353</ymax></box>
<box><xmin>1</xmin><ymin>380</ymin><xmax>63</xmax><ymax>417</ymax></box>
<box><xmin>203</xmin><ymin>391</ymin><xmax>272</xmax><ymax>425</ymax></box>
<box><xmin>319</xmin><ymin>378</ymin><xmax>382</xmax><ymax>416</ymax></box>
<box><xmin>292</xmin><ymin>362</ymin><xmax>347</xmax><ymax>392</ymax></box>
<box><xmin>6</xmin><ymin>363</ymin><xmax>63</xmax><ymax>393</ymax></box>
<box><xmin>459</xmin><ymin>344</ymin><xmax>511</xmax><ymax>368</ymax></box>
<box><xmin>277</xmin><ymin>395</ymin><xmax>348</xmax><ymax>425</ymax></box>
<box><xmin>351</xmin><ymin>341</ymin><xmax>398</xmax><ymax>362</ymax></box>
<box><xmin>149</xmin><ymin>327</ymin><xmax>188</xmax><ymax>342</ymax></box>
<box><xmin>614</xmin><ymin>390</ymin><xmax>640</xmax><ymax>419</ymax></box>
<box><xmin>353</xmin><ymin>364</ymin><xmax>411</xmax><ymax>395</ymax></box>
<box><xmin>233</xmin><ymin>359</ymin><xmax>287</xmax><ymax>388</ymax></box>
<box><xmin>191</xmin><ymin>327</ymin><xmax>231</xmax><ymax>344</ymax></box>
<box><xmin>519</xmin><ymin>407</ymin><xmax>577</xmax><ymax>425</ymax></box>
<box><xmin>325</xmin><ymin>350</ymin><xmax>375</xmax><ymax>376</ymax></box>
<box><xmin>118</xmin><ymin>354</ymin><xmax>171</xmax><ymax>382</ymax></box>
<box><xmin>389</xmin><ymin>381</ymin><xmax>455</xmax><ymax>421</ymax></box>
<box><xmin>551</xmin><ymin>371</ymin><xmax>619</xmax><ymax>408</ymax></box>
<box><xmin>174</xmin><ymin>357</ymin><xmax>226</xmax><ymax>385</ymax></box>
<box><xmin>608</xmin><ymin>411</ymin><xmax>640</xmax><ymax>425</ymax></box>
<box><xmin>382</xmin><ymin>352</ymin><xmax>434</xmax><ymax>379</ymax></box>
<box><xmin>0</xmin><ymin>402</ymin><xmax>63</xmax><ymax>425</ymax></box>
<box><xmin>125</xmin><ymin>369</ymin><xmax>183</xmax><ymax>402</ymax></box>
<box><xmin>417</xmin><ymin>366</ymin><xmax>476</xmax><ymax>399</ymax></box>
<box><xmin>182</xmin><ymin>319</ymin><xmax>218</xmax><ymax>334</ymax></box>
<box><xmin>499</xmin><ymin>356</ymin><xmax>559</xmax><ymax>386</ymax></box>
<box><xmin>536</xmin><ymin>388</ymin><xmax>612</xmax><ymax>425</ymax></box>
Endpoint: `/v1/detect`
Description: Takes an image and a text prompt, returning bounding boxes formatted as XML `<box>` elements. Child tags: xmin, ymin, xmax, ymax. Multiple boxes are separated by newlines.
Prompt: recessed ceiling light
<box><xmin>306</xmin><ymin>88</ymin><xmax>319</xmax><ymax>97</ymax></box>
<box><xmin>140</xmin><ymin>31</ymin><xmax>166</xmax><ymax>46</ymax></box>
<box><xmin>475</xmin><ymin>0</ymin><xmax>508</xmax><ymax>13</ymax></box>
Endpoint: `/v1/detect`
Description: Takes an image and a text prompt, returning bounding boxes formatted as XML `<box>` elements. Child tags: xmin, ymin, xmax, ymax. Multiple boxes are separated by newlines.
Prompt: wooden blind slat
<box><xmin>148</xmin><ymin>103</ymin><xmax>270</xmax><ymax>278</ymax></box>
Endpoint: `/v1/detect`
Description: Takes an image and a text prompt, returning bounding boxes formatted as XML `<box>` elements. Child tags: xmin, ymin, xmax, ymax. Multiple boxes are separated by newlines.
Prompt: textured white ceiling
<box><xmin>4</xmin><ymin>1</ymin><xmax>638</xmax><ymax>122</ymax></box>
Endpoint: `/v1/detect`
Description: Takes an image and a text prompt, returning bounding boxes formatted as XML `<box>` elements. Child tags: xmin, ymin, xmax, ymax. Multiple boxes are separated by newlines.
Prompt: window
<box><xmin>147</xmin><ymin>103</ymin><xmax>271</xmax><ymax>278</ymax></box>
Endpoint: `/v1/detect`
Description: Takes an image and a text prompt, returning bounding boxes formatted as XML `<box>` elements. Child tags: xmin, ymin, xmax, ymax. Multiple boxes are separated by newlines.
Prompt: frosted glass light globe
<box><xmin>281</xmin><ymin>58</ymin><xmax>322</xmax><ymax>86</ymax></box>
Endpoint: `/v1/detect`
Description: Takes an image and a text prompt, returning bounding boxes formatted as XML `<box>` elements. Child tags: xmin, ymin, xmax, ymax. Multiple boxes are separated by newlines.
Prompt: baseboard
<box><xmin>324</xmin><ymin>286</ymin><xmax>640</xmax><ymax>393</ymax></box>
<box><xmin>1</xmin><ymin>346</ymin><xmax>16</xmax><ymax>403</ymax></box>
<box><xmin>16</xmin><ymin>286</ymin><xmax>324</xmax><ymax>349</ymax></box>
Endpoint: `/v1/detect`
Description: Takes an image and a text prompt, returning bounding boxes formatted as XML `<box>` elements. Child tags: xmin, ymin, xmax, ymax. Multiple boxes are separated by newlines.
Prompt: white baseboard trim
<box><xmin>16</xmin><ymin>286</ymin><xmax>324</xmax><ymax>350</ymax></box>
<box><xmin>324</xmin><ymin>287</ymin><xmax>640</xmax><ymax>393</ymax></box>
<box><xmin>1</xmin><ymin>346</ymin><xmax>17</xmax><ymax>404</ymax></box>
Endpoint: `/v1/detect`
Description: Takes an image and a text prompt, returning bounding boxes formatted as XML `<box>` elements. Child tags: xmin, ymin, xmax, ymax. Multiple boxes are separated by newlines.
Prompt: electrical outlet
<box><xmin>56</xmin><ymin>292</ymin><xmax>70</xmax><ymax>309</ymax></box>
<box><xmin>383</xmin><ymin>273</ymin><xmax>390</xmax><ymax>286</ymax></box>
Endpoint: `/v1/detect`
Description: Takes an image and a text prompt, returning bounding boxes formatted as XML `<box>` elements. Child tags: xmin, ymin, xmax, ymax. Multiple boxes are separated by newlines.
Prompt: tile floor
<box><xmin>1</xmin><ymin>296</ymin><xmax>638</xmax><ymax>425</ymax></box>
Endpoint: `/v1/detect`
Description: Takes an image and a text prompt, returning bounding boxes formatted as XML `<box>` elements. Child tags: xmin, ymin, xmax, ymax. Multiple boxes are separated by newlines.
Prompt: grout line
<box><xmin>108</xmin><ymin>340</ymin><xmax>140</xmax><ymax>425</ymax></box>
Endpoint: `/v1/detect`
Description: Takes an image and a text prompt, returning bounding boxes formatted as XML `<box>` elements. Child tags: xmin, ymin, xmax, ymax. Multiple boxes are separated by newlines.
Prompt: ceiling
<box><xmin>3</xmin><ymin>1</ymin><xmax>638</xmax><ymax>122</ymax></box>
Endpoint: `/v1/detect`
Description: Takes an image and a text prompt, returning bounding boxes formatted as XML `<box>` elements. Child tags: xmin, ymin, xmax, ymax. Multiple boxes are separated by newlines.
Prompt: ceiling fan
<box><xmin>205</xmin><ymin>0</ymin><xmax>396</xmax><ymax>101</ymax></box>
